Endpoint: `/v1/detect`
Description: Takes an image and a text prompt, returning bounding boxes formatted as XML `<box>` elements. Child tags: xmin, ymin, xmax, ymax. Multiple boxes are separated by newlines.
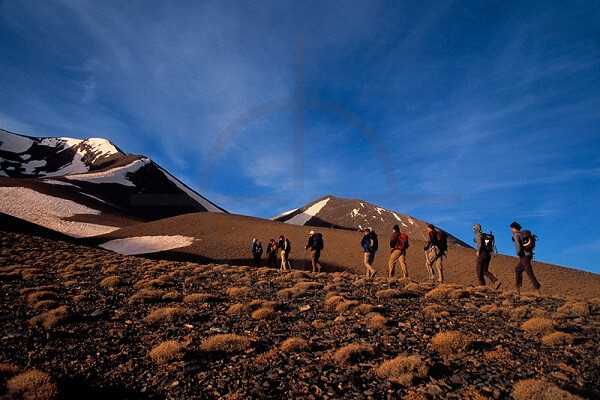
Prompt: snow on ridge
<box><xmin>65</xmin><ymin>158</ymin><xmax>149</xmax><ymax>186</ymax></box>
<box><xmin>351</xmin><ymin>208</ymin><xmax>360</xmax><ymax>218</ymax></box>
<box><xmin>43</xmin><ymin>179</ymin><xmax>79</xmax><ymax>187</ymax></box>
<box><xmin>392</xmin><ymin>212</ymin><xmax>402</xmax><ymax>222</ymax></box>
<box><xmin>285</xmin><ymin>197</ymin><xmax>330</xmax><ymax>226</ymax></box>
<box><xmin>82</xmin><ymin>138</ymin><xmax>120</xmax><ymax>156</ymax></box>
<box><xmin>270</xmin><ymin>208</ymin><xmax>298</xmax><ymax>220</ymax></box>
<box><xmin>0</xmin><ymin>186</ymin><xmax>118</xmax><ymax>238</ymax></box>
<box><xmin>157</xmin><ymin>166</ymin><xmax>223</xmax><ymax>212</ymax></box>
<box><xmin>0</xmin><ymin>130</ymin><xmax>34</xmax><ymax>153</ymax></box>
<box><xmin>100</xmin><ymin>235</ymin><xmax>195</xmax><ymax>255</ymax></box>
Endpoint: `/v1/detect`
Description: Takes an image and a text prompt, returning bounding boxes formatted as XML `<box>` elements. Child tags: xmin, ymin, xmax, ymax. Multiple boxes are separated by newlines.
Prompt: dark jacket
<box><xmin>425</xmin><ymin>230</ymin><xmax>439</xmax><ymax>250</ymax></box>
<box><xmin>361</xmin><ymin>232</ymin><xmax>372</xmax><ymax>253</ymax></box>
<box><xmin>390</xmin><ymin>231</ymin><xmax>400</xmax><ymax>249</ymax></box>
<box><xmin>513</xmin><ymin>231</ymin><xmax>531</xmax><ymax>257</ymax></box>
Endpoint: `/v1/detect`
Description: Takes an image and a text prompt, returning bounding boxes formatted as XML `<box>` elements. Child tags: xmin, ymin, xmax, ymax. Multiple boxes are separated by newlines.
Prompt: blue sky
<box><xmin>1</xmin><ymin>1</ymin><xmax>599</xmax><ymax>273</ymax></box>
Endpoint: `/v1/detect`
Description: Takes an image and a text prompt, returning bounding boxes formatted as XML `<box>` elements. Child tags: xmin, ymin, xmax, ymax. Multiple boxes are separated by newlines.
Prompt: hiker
<box><xmin>278</xmin><ymin>235</ymin><xmax>291</xmax><ymax>270</ymax></box>
<box><xmin>510</xmin><ymin>221</ymin><xmax>541</xmax><ymax>295</ymax></box>
<box><xmin>424</xmin><ymin>224</ymin><xmax>445</xmax><ymax>283</ymax></box>
<box><xmin>266</xmin><ymin>238</ymin><xmax>278</xmax><ymax>268</ymax></box>
<box><xmin>388</xmin><ymin>225</ymin><xmax>408</xmax><ymax>279</ymax></box>
<box><xmin>473</xmin><ymin>223</ymin><xmax>501</xmax><ymax>289</ymax></box>
<box><xmin>361</xmin><ymin>228</ymin><xmax>377</xmax><ymax>278</ymax></box>
<box><xmin>305</xmin><ymin>231</ymin><xmax>324</xmax><ymax>273</ymax></box>
<box><xmin>251</xmin><ymin>238</ymin><xmax>263</xmax><ymax>268</ymax></box>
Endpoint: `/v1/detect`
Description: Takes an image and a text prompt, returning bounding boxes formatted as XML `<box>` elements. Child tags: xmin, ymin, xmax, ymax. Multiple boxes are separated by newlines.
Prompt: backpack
<box><xmin>521</xmin><ymin>230</ymin><xmax>536</xmax><ymax>250</ymax></box>
<box><xmin>370</xmin><ymin>232</ymin><xmax>379</xmax><ymax>252</ymax></box>
<box><xmin>395</xmin><ymin>233</ymin><xmax>409</xmax><ymax>250</ymax></box>
<box><xmin>481</xmin><ymin>232</ymin><xmax>495</xmax><ymax>253</ymax></box>
<box><xmin>255</xmin><ymin>242</ymin><xmax>262</xmax><ymax>254</ymax></box>
<box><xmin>436</xmin><ymin>229</ymin><xmax>448</xmax><ymax>254</ymax></box>
<box><xmin>312</xmin><ymin>233</ymin><xmax>324</xmax><ymax>250</ymax></box>
<box><xmin>285</xmin><ymin>239</ymin><xmax>291</xmax><ymax>252</ymax></box>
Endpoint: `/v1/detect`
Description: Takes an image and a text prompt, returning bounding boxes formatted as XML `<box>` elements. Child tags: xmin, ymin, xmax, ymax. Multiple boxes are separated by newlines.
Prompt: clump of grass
<box><xmin>336</xmin><ymin>300</ymin><xmax>359</xmax><ymax>314</ymax></box>
<box><xmin>277</xmin><ymin>281</ymin><xmax>322</xmax><ymax>298</ymax></box>
<box><xmin>449</xmin><ymin>289</ymin><xmax>470</xmax><ymax>299</ymax></box>
<box><xmin>6</xmin><ymin>369</ymin><xmax>58</xmax><ymax>400</ymax></box>
<box><xmin>541</xmin><ymin>331</ymin><xmax>574</xmax><ymax>347</ymax></box>
<box><xmin>294</xmin><ymin>281</ymin><xmax>323</xmax><ymax>291</ymax></box>
<box><xmin>128</xmin><ymin>289</ymin><xmax>166</xmax><ymax>305</ymax></box>
<box><xmin>200</xmin><ymin>334</ymin><xmax>252</xmax><ymax>353</ymax></box>
<box><xmin>376</xmin><ymin>355</ymin><xmax>428</xmax><ymax>386</ymax></box>
<box><xmin>0</xmin><ymin>363</ymin><xmax>20</xmax><ymax>379</ymax></box>
<box><xmin>510</xmin><ymin>306</ymin><xmax>529</xmax><ymax>320</ymax></box>
<box><xmin>248</xmin><ymin>299</ymin><xmax>277</xmax><ymax>310</ymax></box>
<box><xmin>512</xmin><ymin>378</ymin><xmax>583</xmax><ymax>400</ymax></box>
<box><xmin>431</xmin><ymin>331</ymin><xmax>471</xmax><ymax>355</ymax></box>
<box><xmin>148</xmin><ymin>341</ymin><xmax>184</xmax><ymax>364</ymax></box>
<box><xmin>364</xmin><ymin>313</ymin><xmax>388</xmax><ymax>329</ymax></box>
<box><xmin>483</xmin><ymin>346</ymin><xmax>512</xmax><ymax>364</ymax></box>
<box><xmin>324</xmin><ymin>295</ymin><xmax>344</xmax><ymax>308</ymax></box>
<box><xmin>404</xmin><ymin>282</ymin><xmax>421</xmax><ymax>292</ymax></box>
<box><xmin>133</xmin><ymin>278</ymin><xmax>169</xmax><ymax>290</ymax></box>
<box><xmin>29</xmin><ymin>306</ymin><xmax>70</xmax><ymax>330</ymax></box>
<box><xmin>556</xmin><ymin>301</ymin><xmax>590</xmax><ymax>318</ymax></box>
<box><xmin>26</xmin><ymin>291</ymin><xmax>56</xmax><ymax>304</ymax></box>
<box><xmin>33</xmin><ymin>300</ymin><xmax>59</xmax><ymax>311</ymax></box>
<box><xmin>161</xmin><ymin>291</ymin><xmax>182</xmax><ymax>302</ymax></box>
<box><xmin>330</xmin><ymin>343</ymin><xmax>374</xmax><ymax>365</ymax></box>
<box><xmin>143</xmin><ymin>307</ymin><xmax>190</xmax><ymax>324</ymax></box>
<box><xmin>183</xmin><ymin>293</ymin><xmax>218</xmax><ymax>304</ymax></box>
<box><xmin>354</xmin><ymin>303</ymin><xmax>376</xmax><ymax>315</ymax></box>
<box><xmin>280</xmin><ymin>337</ymin><xmax>309</xmax><ymax>353</ymax></box>
<box><xmin>424</xmin><ymin>304</ymin><xmax>450</xmax><ymax>318</ymax></box>
<box><xmin>99</xmin><ymin>276</ymin><xmax>122</xmax><ymax>288</ymax></box>
<box><xmin>226</xmin><ymin>303</ymin><xmax>249</xmax><ymax>315</ymax></box>
<box><xmin>251</xmin><ymin>307</ymin><xmax>277</xmax><ymax>320</ymax></box>
<box><xmin>375</xmin><ymin>289</ymin><xmax>404</xmax><ymax>298</ymax></box>
<box><xmin>424</xmin><ymin>287</ymin><xmax>454</xmax><ymax>299</ymax></box>
<box><xmin>482</xmin><ymin>305</ymin><xmax>510</xmax><ymax>317</ymax></box>
<box><xmin>521</xmin><ymin>317</ymin><xmax>555</xmax><ymax>335</ymax></box>
<box><xmin>226</xmin><ymin>286</ymin><xmax>252</xmax><ymax>298</ymax></box>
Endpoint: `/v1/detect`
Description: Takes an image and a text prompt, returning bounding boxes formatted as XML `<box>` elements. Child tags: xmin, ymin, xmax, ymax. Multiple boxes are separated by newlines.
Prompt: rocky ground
<box><xmin>1</xmin><ymin>231</ymin><xmax>599</xmax><ymax>399</ymax></box>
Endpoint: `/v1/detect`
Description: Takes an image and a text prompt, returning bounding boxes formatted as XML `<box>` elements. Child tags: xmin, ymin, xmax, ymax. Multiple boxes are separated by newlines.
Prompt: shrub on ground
<box><xmin>521</xmin><ymin>317</ymin><xmax>555</xmax><ymax>335</ymax></box>
<box><xmin>33</xmin><ymin>300</ymin><xmax>58</xmax><ymax>311</ymax></box>
<box><xmin>541</xmin><ymin>331</ymin><xmax>574</xmax><ymax>347</ymax></box>
<box><xmin>251</xmin><ymin>307</ymin><xmax>277</xmax><ymax>320</ymax></box>
<box><xmin>364</xmin><ymin>313</ymin><xmax>388</xmax><ymax>329</ymax></box>
<box><xmin>200</xmin><ymin>334</ymin><xmax>252</xmax><ymax>353</ymax></box>
<box><xmin>280</xmin><ymin>337</ymin><xmax>310</xmax><ymax>353</ymax></box>
<box><xmin>226</xmin><ymin>303</ymin><xmax>249</xmax><ymax>316</ymax></box>
<box><xmin>149</xmin><ymin>341</ymin><xmax>184</xmax><ymax>364</ymax></box>
<box><xmin>128</xmin><ymin>289</ymin><xmax>166</xmax><ymax>305</ymax></box>
<box><xmin>431</xmin><ymin>331</ymin><xmax>471</xmax><ymax>355</ymax></box>
<box><xmin>556</xmin><ymin>301</ymin><xmax>590</xmax><ymax>318</ymax></box>
<box><xmin>335</xmin><ymin>300</ymin><xmax>359</xmax><ymax>314</ymax></box>
<box><xmin>29</xmin><ymin>306</ymin><xmax>70</xmax><ymax>330</ymax></box>
<box><xmin>6</xmin><ymin>369</ymin><xmax>58</xmax><ymax>400</ymax></box>
<box><xmin>226</xmin><ymin>286</ymin><xmax>252</xmax><ymax>298</ymax></box>
<box><xmin>99</xmin><ymin>276</ymin><xmax>121</xmax><ymax>288</ymax></box>
<box><xmin>424</xmin><ymin>304</ymin><xmax>450</xmax><ymax>318</ymax></box>
<box><xmin>375</xmin><ymin>289</ymin><xmax>404</xmax><ymax>298</ymax></box>
<box><xmin>330</xmin><ymin>343</ymin><xmax>374</xmax><ymax>365</ymax></box>
<box><xmin>26</xmin><ymin>291</ymin><xmax>56</xmax><ymax>304</ymax></box>
<box><xmin>512</xmin><ymin>378</ymin><xmax>583</xmax><ymax>400</ymax></box>
<box><xmin>376</xmin><ymin>355</ymin><xmax>428</xmax><ymax>386</ymax></box>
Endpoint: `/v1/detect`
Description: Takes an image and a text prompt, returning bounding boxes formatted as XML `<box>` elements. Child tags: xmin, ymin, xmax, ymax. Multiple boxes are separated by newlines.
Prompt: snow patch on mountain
<box><xmin>43</xmin><ymin>179</ymin><xmax>79</xmax><ymax>187</ymax></box>
<box><xmin>0</xmin><ymin>186</ymin><xmax>118</xmax><ymax>237</ymax></box>
<box><xmin>285</xmin><ymin>197</ymin><xmax>330</xmax><ymax>225</ymax></box>
<box><xmin>100</xmin><ymin>235</ymin><xmax>195</xmax><ymax>255</ymax></box>
<box><xmin>270</xmin><ymin>208</ymin><xmax>298</xmax><ymax>220</ymax></box>
<box><xmin>0</xmin><ymin>130</ymin><xmax>33</xmax><ymax>153</ymax></box>
<box><xmin>65</xmin><ymin>158</ymin><xmax>149</xmax><ymax>186</ymax></box>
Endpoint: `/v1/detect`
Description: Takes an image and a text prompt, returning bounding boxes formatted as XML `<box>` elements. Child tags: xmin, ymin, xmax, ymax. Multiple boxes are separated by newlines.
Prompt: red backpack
<box><xmin>395</xmin><ymin>233</ymin><xmax>409</xmax><ymax>250</ymax></box>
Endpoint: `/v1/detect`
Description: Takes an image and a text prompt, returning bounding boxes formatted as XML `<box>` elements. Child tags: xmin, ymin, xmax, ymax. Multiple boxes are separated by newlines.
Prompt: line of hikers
<box><xmin>251</xmin><ymin>220</ymin><xmax>541</xmax><ymax>294</ymax></box>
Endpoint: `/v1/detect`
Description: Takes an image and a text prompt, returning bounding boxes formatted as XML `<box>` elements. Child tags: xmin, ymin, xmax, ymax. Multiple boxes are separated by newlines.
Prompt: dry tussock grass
<box><xmin>183</xmin><ymin>293</ymin><xmax>213</xmax><ymax>304</ymax></box>
<box><xmin>161</xmin><ymin>291</ymin><xmax>182</xmax><ymax>302</ymax></box>
<box><xmin>363</xmin><ymin>313</ymin><xmax>388</xmax><ymax>329</ymax></box>
<box><xmin>29</xmin><ymin>306</ymin><xmax>70</xmax><ymax>330</ymax></box>
<box><xmin>226</xmin><ymin>303</ymin><xmax>249</xmax><ymax>315</ymax></box>
<box><xmin>226</xmin><ymin>286</ymin><xmax>253</xmax><ymax>298</ymax></box>
<box><xmin>330</xmin><ymin>343</ymin><xmax>374</xmax><ymax>365</ymax></box>
<box><xmin>404</xmin><ymin>282</ymin><xmax>421</xmax><ymax>292</ymax></box>
<box><xmin>510</xmin><ymin>306</ymin><xmax>530</xmax><ymax>320</ymax></box>
<box><xmin>353</xmin><ymin>303</ymin><xmax>376</xmax><ymax>315</ymax></box>
<box><xmin>251</xmin><ymin>307</ymin><xmax>277</xmax><ymax>320</ymax></box>
<box><xmin>483</xmin><ymin>346</ymin><xmax>512</xmax><ymax>364</ymax></box>
<box><xmin>541</xmin><ymin>331</ymin><xmax>574</xmax><ymax>347</ymax></box>
<box><xmin>133</xmin><ymin>278</ymin><xmax>169</xmax><ymax>290</ymax></box>
<box><xmin>512</xmin><ymin>378</ymin><xmax>583</xmax><ymax>400</ymax></box>
<box><xmin>143</xmin><ymin>307</ymin><xmax>191</xmax><ymax>324</ymax></box>
<box><xmin>200</xmin><ymin>334</ymin><xmax>252</xmax><ymax>353</ymax></box>
<box><xmin>556</xmin><ymin>301</ymin><xmax>590</xmax><ymax>318</ymax></box>
<box><xmin>33</xmin><ymin>300</ymin><xmax>58</xmax><ymax>312</ymax></box>
<box><xmin>6</xmin><ymin>369</ymin><xmax>58</xmax><ymax>400</ymax></box>
<box><xmin>280</xmin><ymin>337</ymin><xmax>309</xmax><ymax>353</ymax></box>
<box><xmin>293</xmin><ymin>281</ymin><xmax>323</xmax><ymax>291</ymax></box>
<box><xmin>521</xmin><ymin>317</ymin><xmax>555</xmax><ymax>335</ymax></box>
<box><xmin>424</xmin><ymin>286</ymin><xmax>454</xmax><ymax>299</ymax></box>
<box><xmin>375</xmin><ymin>289</ymin><xmax>404</xmax><ymax>298</ymax></box>
<box><xmin>0</xmin><ymin>363</ymin><xmax>20</xmax><ymax>379</ymax></box>
<box><xmin>449</xmin><ymin>289</ymin><xmax>470</xmax><ymax>299</ymax></box>
<box><xmin>482</xmin><ymin>305</ymin><xmax>510</xmax><ymax>317</ymax></box>
<box><xmin>424</xmin><ymin>304</ymin><xmax>450</xmax><ymax>318</ymax></box>
<box><xmin>148</xmin><ymin>341</ymin><xmax>184</xmax><ymax>364</ymax></box>
<box><xmin>376</xmin><ymin>355</ymin><xmax>428</xmax><ymax>386</ymax></box>
<box><xmin>99</xmin><ymin>276</ymin><xmax>122</xmax><ymax>288</ymax></box>
<box><xmin>26</xmin><ymin>291</ymin><xmax>57</xmax><ymax>304</ymax></box>
<box><xmin>336</xmin><ymin>300</ymin><xmax>359</xmax><ymax>314</ymax></box>
<box><xmin>276</xmin><ymin>281</ymin><xmax>321</xmax><ymax>299</ymax></box>
<box><xmin>431</xmin><ymin>331</ymin><xmax>471</xmax><ymax>355</ymax></box>
<box><xmin>128</xmin><ymin>289</ymin><xmax>166</xmax><ymax>305</ymax></box>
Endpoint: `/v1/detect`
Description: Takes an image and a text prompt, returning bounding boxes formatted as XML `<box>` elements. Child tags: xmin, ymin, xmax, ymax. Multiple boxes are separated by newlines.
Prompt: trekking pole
<box><xmin>303</xmin><ymin>249</ymin><xmax>307</xmax><ymax>271</ymax></box>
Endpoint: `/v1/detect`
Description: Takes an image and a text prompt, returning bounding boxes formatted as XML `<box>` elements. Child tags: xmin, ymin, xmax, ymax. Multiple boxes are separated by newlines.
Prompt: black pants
<box><xmin>476</xmin><ymin>251</ymin><xmax>497</xmax><ymax>286</ymax></box>
<box><xmin>515</xmin><ymin>254</ymin><xmax>540</xmax><ymax>289</ymax></box>
<box><xmin>253</xmin><ymin>254</ymin><xmax>261</xmax><ymax>268</ymax></box>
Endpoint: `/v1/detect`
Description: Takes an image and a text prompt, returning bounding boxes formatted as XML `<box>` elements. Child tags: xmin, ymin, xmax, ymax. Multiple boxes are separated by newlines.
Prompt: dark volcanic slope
<box><xmin>271</xmin><ymin>195</ymin><xmax>470</xmax><ymax>248</ymax></box>
<box><xmin>0</xmin><ymin>231</ymin><xmax>598</xmax><ymax>399</ymax></box>
<box><xmin>91</xmin><ymin>212</ymin><xmax>600</xmax><ymax>299</ymax></box>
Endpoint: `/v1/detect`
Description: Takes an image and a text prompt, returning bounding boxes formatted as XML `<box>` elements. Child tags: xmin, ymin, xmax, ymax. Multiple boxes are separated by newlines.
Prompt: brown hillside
<box><xmin>90</xmin><ymin>212</ymin><xmax>600</xmax><ymax>299</ymax></box>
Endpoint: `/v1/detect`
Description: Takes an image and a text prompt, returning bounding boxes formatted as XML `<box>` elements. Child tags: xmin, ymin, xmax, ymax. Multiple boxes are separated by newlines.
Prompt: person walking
<box><xmin>424</xmin><ymin>224</ymin><xmax>444</xmax><ymax>283</ymax></box>
<box><xmin>388</xmin><ymin>225</ymin><xmax>409</xmax><ymax>279</ymax></box>
<box><xmin>266</xmin><ymin>239</ymin><xmax>278</xmax><ymax>268</ymax></box>
<box><xmin>473</xmin><ymin>223</ymin><xmax>501</xmax><ymax>289</ymax></box>
<box><xmin>361</xmin><ymin>228</ymin><xmax>377</xmax><ymax>279</ymax></box>
<box><xmin>510</xmin><ymin>221</ymin><xmax>541</xmax><ymax>295</ymax></box>
<box><xmin>278</xmin><ymin>235</ymin><xmax>292</xmax><ymax>270</ymax></box>
<box><xmin>251</xmin><ymin>238</ymin><xmax>263</xmax><ymax>268</ymax></box>
<box><xmin>305</xmin><ymin>231</ymin><xmax>323</xmax><ymax>273</ymax></box>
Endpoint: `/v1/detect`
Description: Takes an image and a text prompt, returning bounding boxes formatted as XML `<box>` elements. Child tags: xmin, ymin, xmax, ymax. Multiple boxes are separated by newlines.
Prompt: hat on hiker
<box><xmin>309</xmin><ymin>230</ymin><xmax>315</xmax><ymax>235</ymax></box>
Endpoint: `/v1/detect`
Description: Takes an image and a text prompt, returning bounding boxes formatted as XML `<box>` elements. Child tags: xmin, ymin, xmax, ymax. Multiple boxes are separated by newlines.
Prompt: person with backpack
<box><xmin>361</xmin><ymin>228</ymin><xmax>377</xmax><ymax>279</ymax></box>
<box><xmin>388</xmin><ymin>224</ymin><xmax>409</xmax><ymax>279</ymax></box>
<box><xmin>473</xmin><ymin>223</ymin><xmax>501</xmax><ymax>289</ymax></box>
<box><xmin>510</xmin><ymin>221</ymin><xmax>541</xmax><ymax>295</ymax></box>
<box><xmin>305</xmin><ymin>231</ymin><xmax>323</xmax><ymax>273</ymax></box>
<box><xmin>251</xmin><ymin>238</ymin><xmax>263</xmax><ymax>268</ymax></box>
<box><xmin>278</xmin><ymin>235</ymin><xmax>292</xmax><ymax>270</ymax></box>
<box><xmin>266</xmin><ymin>238</ymin><xmax>278</xmax><ymax>268</ymax></box>
<box><xmin>424</xmin><ymin>224</ymin><xmax>445</xmax><ymax>283</ymax></box>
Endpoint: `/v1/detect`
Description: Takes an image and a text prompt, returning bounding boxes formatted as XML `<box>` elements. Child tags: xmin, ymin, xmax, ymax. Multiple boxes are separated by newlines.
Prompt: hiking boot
<box><xmin>494</xmin><ymin>281</ymin><xmax>502</xmax><ymax>290</ymax></box>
